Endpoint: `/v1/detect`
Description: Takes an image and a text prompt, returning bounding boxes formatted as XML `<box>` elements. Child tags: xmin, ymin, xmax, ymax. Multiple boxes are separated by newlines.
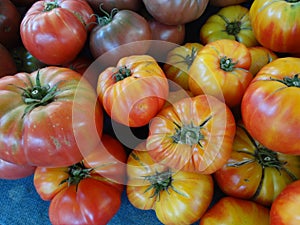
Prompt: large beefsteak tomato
<box><xmin>241</xmin><ymin>57</ymin><xmax>300</xmax><ymax>155</ymax></box>
<box><xmin>0</xmin><ymin>158</ymin><xmax>36</xmax><ymax>180</ymax></box>
<box><xmin>127</xmin><ymin>142</ymin><xmax>214</xmax><ymax>225</ymax></box>
<box><xmin>0</xmin><ymin>66</ymin><xmax>103</xmax><ymax>167</ymax></box>
<box><xmin>146</xmin><ymin>94</ymin><xmax>236</xmax><ymax>174</ymax></box>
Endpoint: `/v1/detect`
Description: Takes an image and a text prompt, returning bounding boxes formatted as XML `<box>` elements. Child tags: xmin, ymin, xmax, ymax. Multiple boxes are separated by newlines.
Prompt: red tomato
<box><xmin>0</xmin><ymin>158</ymin><xmax>36</xmax><ymax>179</ymax></box>
<box><xmin>249</xmin><ymin>0</ymin><xmax>300</xmax><ymax>54</ymax></box>
<box><xmin>189</xmin><ymin>39</ymin><xmax>253</xmax><ymax>108</ymax></box>
<box><xmin>127</xmin><ymin>142</ymin><xmax>214</xmax><ymax>225</ymax></box>
<box><xmin>241</xmin><ymin>57</ymin><xmax>300</xmax><ymax>155</ymax></box>
<box><xmin>200</xmin><ymin>197</ymin><xmax>270</xmax><ymax>225</ymax></box>
<box><xmin>20</xmin><ymin>0</ymin><xmax>95</xmax><ymax>65</ymax></box>
<box><xmin>142</xmin><ymin>0</ymin><xmax>209</xmax><ymax>25</ymax></box>
<box><xmin>0</xmin><ymin>0</ymin><xmax>22</xmax><ymax>49</ymax></box>
<box><xmin>62</xmin><ymin>55</ymin><xmax>93</xmax><ymax>75</ymax></box>
<box><xmin>146</xmin><ymin>94</ymin><xmax>236</xmax><ymax>174</ymax></box>
<box><xmin>97</xmin><ymin>54</ymin><xmax>169</xmax><ymax>127</ymax></box>
<box><xmin>0</xmin><ymin>43</ymin><xmax>17</xmax><ymax>78</ymax></box>
<box><xmin>0</xmin><ymin>66</ymin><xmax>103</xmax><ymax>167</ymax></box>
<box><xmin>270</xmin><ymin>180</ymin><xmax>300</xmax><ymax>225</ymax></box>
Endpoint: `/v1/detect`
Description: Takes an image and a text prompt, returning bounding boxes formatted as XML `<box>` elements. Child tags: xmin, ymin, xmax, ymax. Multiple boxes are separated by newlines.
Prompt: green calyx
<box><xmin>270</xmin><ymin>74</ymin><xmax>300</xmax><ymax>87</ymax></box>
<box><xmin>43</xmin><ymin>0</ymin><xmax>60</xmax><ymax>12</ymax></box>
<box><xmin>172</xmin><ymin>116</ymin><xmax>212</xmax><ymax>146</ymax></box>
<box><xmin>95</xmin><ymin>4</ymin><xmax>118</xmax><ymax>26</ymax></box>
<box><xmin>61</xmin><ymin>162</ymin><xmax>93</xmax><ymax>187</ymax></box>
<box><xmin>114</xmin><ymin>66</ymin><xmax>132</xmax><ymax>82</ymax></box>
<box><xmin>174</xmin><ymin>47</ymin><xmax>199</xmax><ymax>69</ymax></box>
<box><xmin>226</xmin><ymin>21</ymin><xmax>242</xmax><ymax>36</ymax></box>
<box><xmin>220</xmin><ymin>56</ymin><xmax>237</xmax><ymax>72</ymax></box>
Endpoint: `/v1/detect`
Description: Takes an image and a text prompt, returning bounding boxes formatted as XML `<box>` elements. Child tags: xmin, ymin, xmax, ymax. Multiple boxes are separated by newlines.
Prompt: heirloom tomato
<box><xmin>146</xmin><ymin>94</ymin><xmax>236</xmax><ymax>174</ymax></box>
<box><xmin>214</xmin><ymin>123</ymin><xmax>300</xmax><ymax>206</ymax></box>
<box><xmin>34</xmin><ymin>134</ymin><xmax>127</xmax><ymax>225</ymax></box>
<box><xmin>163</xmin><ymin>42</ymin><xmax>204</xmax><ymax>91</ymax></box>
<box><xmin>142</xmin><ymin>0</ymin><xmax>209</xmax><ymax>25</ymax></box>
<box><xmin>97</xmin><ymin>55</ymin><xmax>169</xmax><ymax>127</ymax></box>
<box><xmin>89</xmin><ymin>8</ymin><xmax>151</xmax><ymax>59</ymax></box>
<box><xmin>200</xmin><ymin>197</ymin><xmax>270</xmax><ymax>225</ymax></box>
<box><xmin>270</xmin><ymin>180</ymin><xmax>300</xmax><ymax>225</ymax></box>
<box><xmin>200</xmin><ymin>5</ymin><xmax>258</xmax><ymax>47</ymax></box>
<box><xmin>249</xmin><ymin>0</ymin><xmax>300</xmax><ymax>54</ymax></box>
<box><xmin>241</xmin><ymin>57</ymin><xmax>300</xmax><ymax>155</ymax></box>
<box><xmin>248</xmin><ymin>46</ymin><xmax>278</xmax><ymax>76</ymax></box>
<box><xmin>0</xmin><ymin>158</ymin><xmax>36</xmax><ymax>180</ymax></box>
<box><xmin>0</xmin><ymin>66</ymin><xmax>103</xmax><ymax>167</ymax></box>
<box><xmin>189</xmin><ymin>39</ymin><xmax>253</xmax><ymax>107</ymax></box>
<box><xmin>127</xmin><ymin>142</ymin><xmax>214</xmax><ymax>225</ymax></box>
<box><xmin>0</xmin><ymin>43</ymin><xmax>17</xmax><ymax>78</ymax></box>
<box><xmin>20</xmin><ymin>0</ymin><xmax>95</xmax><ymax>65</ymax></box>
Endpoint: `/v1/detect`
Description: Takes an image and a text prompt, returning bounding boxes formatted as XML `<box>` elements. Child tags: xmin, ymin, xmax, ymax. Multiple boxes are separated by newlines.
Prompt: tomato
<box><xmin>241</xmin><ymin>57</ymin><xmax>300</xmax><ymax>155</ymax></box>
<box><xmin>0</xmin><ymin>66</ymin><xmax>103</xmax><ymax>167</ymax></box>
<box><xmin>270</xmin><ymin>180</ymin><xmax>300</xmax><ymax>225</ymax></box>
<box><xmin>89</xmin><ymin>8</ymin><xmax>151</xmax><ymax>59</ymax></box>
<box><xmin>11</xmin><ymin>45</ymin><xmax>46</xmax><ymax>73</ymax></box>
<box><xmin>0</xmin><ymin>43</ymin><xmax>17</xmax><ymax>78</ymax></box>
<box><xmin>87</xmin><ymin>0</ymin><xmax>142</xmax><ymax>13</ymax></box>
<box><xmin>97</xmin><ymin>54</ymin><xmax>169</xmax><ymax>127</ymax></box>
<box><xmin>209</xmin><ymin>0</ymin><xmax>249</xmax><ymax>7</ymax></box>
<box><xmin>214</xmin><ymin>123</ymin><xmax>300</xmax><ymax>206</ymax></box>
<box><xmin>34</xmin><ymin>134</ymin><xmax>126</xmax><ymax>225</ymax></box>
<box><xmin>0</xmin><ymin>158</ymin><xmax>36</xmax><ymax>179</ymax></box>
<box><xmin>163</xmin><ymin>42</ymin><xmax>204</xmax><ymax>91</ymax></box>
<box><xmin>200</xmin><ymin>5</ymin><xmax>258</xmax><ymax>47</ymax></box>
<box><xmin>62</xmin><ymin>54</ymin><xmax>93</xmax><ymax>75</ymax></box>
<box><xmin>146</xmin><ymin>94</ymin><xmax>236</xmax><ymax>174</ymax></box>
<box><xmin>0</xmin><ymin>0</ymin><xmax>22</xmax><ymax>49</ymax></box>
<box><xmin>20</xmin><ymin>0</ymin><xmax>95</xmax><ymax>65</ymax></box>
<box><xmin>126</xmin><ymin>142</ymin><xmax>214</xmax><ymax>225</ymax></box>
<box><xmin>142</xmin><ymin>0</ymin><xmax>209</xmax><ymax>25</ymax></box>
<box><xmin>249</xmin><ymin>0</ymin><xmax>300</xmax><ymax>54</ymax></box>
<box><xmin>248</xmin><ymin>46</ymin><xmax>278</xmax><ymax>76</ymax></box>
<box><xmin>200</xmin><ymin>196</ymin><xmax>270</xmax><ymax>225</ymax></box>
<box><xmin>189</xmin><ymin>39</ymin><xmax>253</xmax><ymax>108</ymax></box>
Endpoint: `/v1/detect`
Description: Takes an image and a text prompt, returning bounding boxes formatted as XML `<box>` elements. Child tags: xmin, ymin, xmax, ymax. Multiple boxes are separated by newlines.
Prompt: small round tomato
<box><xmin>146</xmin><ymin>94</ymin><xmax>236</xmax><ymax>174</ymax></box>
<box><xmin>189</xmin><ymin>39</ymin><xmax>253</xmax><ymax>107</ymax></box>
<box><xmin>270</xmin><ymin>180</ymin><xmax>300</xmax><ymax>225</ymax></box>
<box><xmin>214</xmin><ymin>123</ymin><xmax>300</xmax><ymax>206</ymax></box>
<box><xmin>0</xmin><ymin>158</ymin><xmax>36</xmax><ymax>180</ymax></box>
<box><xmin>241</xmin><ymin>57</ymin><xmax>300</xmax><ymax>155</ymax></box>
<box><xmin>97</xmin><ymin>54</ymin><xmax>169</xmax><ymax>127</ymax></box>
<box><xmin>127</xmin><ymin>142</ymin><xmax>214</xmax><ymax>225</ymax></box>
<box><xmin>200</xmin><ymin>197</ymin><xmax>270</xmax><ymax>225</ymax></box>
<box><xmin>200</xmin><ymin>5</ymin><xmax>258</xmax><ymax>47</ymax></box>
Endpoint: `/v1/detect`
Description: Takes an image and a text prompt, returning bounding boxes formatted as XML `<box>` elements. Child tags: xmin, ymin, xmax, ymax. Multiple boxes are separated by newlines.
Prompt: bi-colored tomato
<box><xmin>200</xmin><ymin>197</ymin><xmax>270</xmax><ymax>225</ymax></box>
<box><xmin>189</xmin><ymin>39</ymin><xmax>253</xmax><ymax>107</ymax></box>
<box><xmin>127</xmin><ymin>142</ymin><xmax>214</xmax><ymax>225</ymax></box>
<box><xmin>97</xmin><ymin>54</ymin><xmax>169</xmax><ymax>127</ymax></box>
<box><xmin>214</xmin><ymin>123</ymin><xmax>300</xmax><ymax>206</ymax></box>
<box><xmin>146</xmin><ymin>94</ymin><xmax>236</xmax><ymax>174</ymax></box>
<box><xmin>0</xmin><ymin>66</ymin><xmax>103</xmax><ymax>167</ymax></box>
<box><xmin>241</xmin><ymin>57</ymin><xmax>300</xmax><ymax>155</ymax></box>
<box><xmin>249</xmin><ymin>0</ymin><xmax>300</xmax><ymax>54</ymax></box>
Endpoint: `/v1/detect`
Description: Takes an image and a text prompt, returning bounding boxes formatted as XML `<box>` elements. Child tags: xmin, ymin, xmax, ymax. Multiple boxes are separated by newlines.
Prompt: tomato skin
<box><xmin>97</xmin><ymin>55</ymin><xmax>169</xmax><ymax>127</ymax></box>
<box><xmin>89</xmin><ymin>9</ymin><xmax>151</xmax><ymax>59</ymax></box>
<box><xmin>200</xmin><ymin>197</ymin><xmax>270</xmax><ymax>225</ymax></box>
<box><xmin>200</xmin><ymin>5</ymin><xmax>258</xmax><ymax>47</ymax></box>
<box><xmin>142</xmin><ymin>0</ymin><xmax>209</xmax><ymax>25</ymax></box>
<box><xmin>0</xmin><ymin>66</ymin><xmax>103</xmax><ymax>167</ymax></box>
<box><xmin>0</xmin><ymin>158</ymin><xmax>36</xmax><ymax>179</ymax></box>
<box><xmin>241</xmin><ymin>57</ymin><xmax>300</xmax><ymax>155</ymax></box>
<box><xmin>249</xmin><ymin>0</ymin><xmax>300</xmax><ymax>54</ymax></box>
<box><xmin>0</xmin><ymin>43</ymin><xmax>17</xmax><ymax>78</ymax></box>
<box><xmin>214</xmin><ymin>123</ymin><xmax>300</xmax><ymax>206</ymax></box>
<box><xmin>20</xmin><ymin>0</ymin><xmax>94</xmax><ymax>65</ymax></box>
<box><xmin>146</xmin><ymin>94</ymin><xmax>236</xmax><ymax>174</ymax></box>
<box><xmin>189</xmin><ymin>39</ymin><xmax>253</xmax><ymax>108</ymax></box>
<box><xmin>126</xmin><ymin>143</ymin><xmax>214</xmax><ymax>225</ymax></box>
<box><xmin>270</xmin><ymin>180</ymin><xmax>300</xmax><ymax>225</ymax></box>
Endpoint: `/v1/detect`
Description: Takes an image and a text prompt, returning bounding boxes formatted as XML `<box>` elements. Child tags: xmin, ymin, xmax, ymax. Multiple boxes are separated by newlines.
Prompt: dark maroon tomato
<box><xmin>0</xmin><ymin>43</ymin><xmax>17</xmax><ymax>78</ymax></box>
<box><xmin>89</xmin><ymin>8</ymin><xmax>151</xmax><ymax>60</ymax></box>
<box><xmin>87</xmin><ymin>0</ymin><xmax>142</xmax><ymax>13</ymax></box>
<box><xmin>0</xmin><ymin>0</ymin><xmax>22</xmax><ymax>49</ymax></box>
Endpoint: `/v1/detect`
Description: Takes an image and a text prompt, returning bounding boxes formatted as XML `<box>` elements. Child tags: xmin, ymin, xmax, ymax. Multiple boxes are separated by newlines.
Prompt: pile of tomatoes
<box><xmin>1</xmin><ymin>0</ymin><xmax>300</xmax><ymax>224</ymax></box>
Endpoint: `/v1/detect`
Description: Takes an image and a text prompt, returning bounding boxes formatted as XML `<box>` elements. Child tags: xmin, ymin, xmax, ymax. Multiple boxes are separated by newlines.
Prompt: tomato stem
<box><xmin>43</xmin><ymin>0</ymin><xmax>60</xmax><ymax>12</ymax></box>
<box><xmin>95</xmin><ymin>3</ymin><xmax>119</xmax><ymax>26</ymax></box>
<box><xmin>270</xmin><ymin>74</ymin><xmax>300</xmax><ymax>87</ymax></box>
<box><xmin>220</xmin><ymin>56</ymin><xmax>237</xmax><ymax>72</ymax></box>
<box><xmin>114</xmin><ymin>66</ymin><xmax>132</xmax><ymax>81</ymax></box>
